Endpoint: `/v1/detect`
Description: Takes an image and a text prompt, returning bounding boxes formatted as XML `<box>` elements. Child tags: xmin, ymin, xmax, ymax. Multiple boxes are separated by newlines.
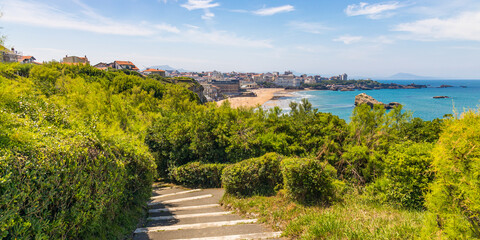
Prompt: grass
<box><xmin>221</xmin><ymin>189</ymin><xmax>426</xmax><ymax>240</ymax></box>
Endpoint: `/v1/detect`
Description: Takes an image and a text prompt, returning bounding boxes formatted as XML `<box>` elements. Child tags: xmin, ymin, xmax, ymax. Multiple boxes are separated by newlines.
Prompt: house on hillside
<box><xmin>113</xmin><ymin>61</ymin><xmax>139</xmax><ymax>72</ymax></box>
<box><xmin>63</xmin><ymin>55</ymin><xmax>90</xmax><ymax>65</ymax></box>
<box><xmin>18</xmin><ymin>56</ymin><xmax>36</xmax><ymax>64</ymax></box>
<box><xmin>142</xmin><ymin>68</ymin><xmax>166</xmax><ymax>77</ymax></box>
<box><xmin>1</xmin><ymin>47</ymin><xmax>21</xmax><ymax>63</ymax></box>
<box><xmin>93</xmin><ymin>62</ymin><xmax>113</xmax><ymax>70</ymax></box>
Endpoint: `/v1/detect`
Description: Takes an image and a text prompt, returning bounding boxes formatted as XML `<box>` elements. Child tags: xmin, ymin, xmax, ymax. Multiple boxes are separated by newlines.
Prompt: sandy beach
<box><xmin>217</xmin><ymin>88</ymin><xmax>295</xmax><ymax>108</ymax></box>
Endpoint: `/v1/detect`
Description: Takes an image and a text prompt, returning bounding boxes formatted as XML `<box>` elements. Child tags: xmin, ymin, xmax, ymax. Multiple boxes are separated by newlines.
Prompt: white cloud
<box><xmin>253</xmin><ymin>5</ymin><xmax>295</xmax><ymax>16</ymax></box>
<box><xmin>181</xmin><ymin>0</ymin><xmax>219</xmax><ymax>10</ymax></box>
<box><xmin>154</xmin><ymin>23</ymin><xmax>180</xmax><ymax>33</ymax></box>
<box><xmin>184</xmin><ymin>24</ymin><xmax>200</xmax><ymax>29</ymax></box>
<box><xmin>189</xmin><ymin>30</ymin><xmax>273</xmax><ymax>48</ymax></box>
<box><xmin>394</xmin><ymin>11</ymin><xmax>480</xmax><ymax>41</ymax></box>
<box><xmin>1</xmin><ymin>0</ymin><xmax>180</xmax><ymax>36</ymax></box>
<box><xmin>230</xmin><ymin>9</ymin><xmax>249</xmax><ymax>13</ymax></box>
<box><xmin>2</xmin><ymin>0</ymin><xmax>270</xmax><ymax>50</ymax></box>
<box><xmin>157</xmin><ymin>29</ymin><xmax>273</xmax><ymax>48</ymax></box>
<box><xmin>345</xmin><ymin>2</ymin><xmax>403</xmax><ymax>19</ymax></box>
<box><xmin>294</xmin><ymin>45</ymin><xmax>329</xmax><ymax>54</ymax></box>
<box><xmin>334</xmin><ymin>35</ymin><xmax>363</xmax><ymax>44</ymax></box>
<box><xmin>181</xmin><ymin>0</ymin><xmax>219</xmax><ymax>20</ymax></box>
<box><xmin>201</xmin><ymin>10</ymin><xmax>215</xmax><ymax>20</ymax></box>
<box><xmin>288</xmin><ymin>21</ymin><xmax>330</xmax><ymax>34</ymax></box>
<box><xmin>373</xmin><ymin>36</ymin><xmax>395</xmax><ymax>44</ymax></box>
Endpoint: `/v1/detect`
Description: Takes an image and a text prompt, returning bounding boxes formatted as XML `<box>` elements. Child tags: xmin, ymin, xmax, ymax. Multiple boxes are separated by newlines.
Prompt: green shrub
<box><xmin>281</xmin><ymin>157</ymin><xmax>337</xmax><ymax>204</ymax></box>
<box><xmin>222</xmin><ymin>153</ymin><xmax>283</xmax><ymax>196</ymax></box>
<box><xmin>0</xmin><ymin>128</ymin><xmax>155</xmax><ymax>239</ymax></box>
<box><xmin>366</xmin><ymin>142</ymin><xmax>434</xmax><ymax>209</ymax></box>
<box><xmin>170</xmin><ymin>162</ymin><xmax>228</xmax><ymax>188</ymax></box>
<box><xmin>341</xmin><ymin>104</ymin><xmax>411</xmax><ymax>185</ymax></box>
<box><xmin>0</xmin><ymin>63</ymin><xmax>163</xmax><ymax>239</ymax></box>
<box><xmin>422</xmin><ymin>111</ymin><xmax>480</xmax><ymax>239</ymax></box>
<box><xmin>399</xmin><ymin>117</ymin><xmax>444</xmax><ymax>143</ymax></box>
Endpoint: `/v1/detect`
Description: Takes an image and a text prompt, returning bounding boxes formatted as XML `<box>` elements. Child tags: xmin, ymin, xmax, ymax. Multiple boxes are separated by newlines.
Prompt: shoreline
<box><xmin>216</xmin><ymin>88</ymin><xmax>303</xmax><ymax>108</ymax></box>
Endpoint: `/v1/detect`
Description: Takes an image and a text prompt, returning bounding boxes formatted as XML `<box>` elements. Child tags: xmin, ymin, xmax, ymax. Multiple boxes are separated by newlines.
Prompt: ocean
<box><xmin>263</xmin><ymin>80</ymin><xmax>480</xmax><ymax>121</ymax></box>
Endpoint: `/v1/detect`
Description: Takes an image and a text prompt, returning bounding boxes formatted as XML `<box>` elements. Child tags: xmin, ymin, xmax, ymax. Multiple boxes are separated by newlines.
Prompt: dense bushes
<box><xmin>170</xmin><ymin>162</ymin><xmax>227</xmax><ymax>188</ymax></box>
<box><xmin>338</xmin><ymin>104</ymin><xmax>410</xmax><ymax>185</ymax></box>
<box><xmin>423</xmin><ymin>111</ymin><xmax>480</xmax><ymax>239</ymax></box>
<box><xmin>366</xmin><ymin>142</ymin><xmax>434</xmax><ymax>209</ymax></box>
<box><xmin>0</xmin><ymin>62</ymin><xmax>202</xmax><ymax>239</ymax></box>
<box><xmin>2</xmin><ymin>60</ymin><xmax>474</xmax><ymax>239</ymax></box>
<box><xmin>222</xmin><ymin>153</ymin><xmax>283</xmax><ymax>196</ymax></box>
<box><xmin>221</xmin><ymin>154</ymin><xmax>341</xmax><ymax>205</ymax></box>
<box><xmin>281</xmin><ymin>158</ymin><xmax>338</xmax><ymax>204</ymax></box>
<box><xmin>0</xmin><ymin>128</ymin><xmax>155</xmax><ymax>239</ymax></box>
<box><xmin>146</xmin><ymin>99</ymin><xmax>347</xmax><ymax>178</ymax></box>
<box><xmin>400</xmin><ymin>117</ymin><xmax>444</xmax><ymax>143</ymax></box>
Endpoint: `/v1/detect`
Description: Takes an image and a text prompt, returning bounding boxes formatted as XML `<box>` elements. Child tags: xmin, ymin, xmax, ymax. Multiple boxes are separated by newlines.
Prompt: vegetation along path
<box><xmin>134</xmin><ymin>185</ymin><xmax>282</xmax><ymax>240</ymax></box>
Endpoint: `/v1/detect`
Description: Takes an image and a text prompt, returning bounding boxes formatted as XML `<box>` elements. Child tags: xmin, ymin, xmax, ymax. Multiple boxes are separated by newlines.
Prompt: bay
<box><xmin>263</xmin><ymin>80</ymin><xmax>480</xmax><ymax>121</ymax></box>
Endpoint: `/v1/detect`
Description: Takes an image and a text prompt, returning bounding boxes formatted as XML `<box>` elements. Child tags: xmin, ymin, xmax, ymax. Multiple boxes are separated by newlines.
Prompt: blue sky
<box><xmin>2</xmin><ymin>0</ymin><xmax>480</xmax><ymax>78</ymax></box>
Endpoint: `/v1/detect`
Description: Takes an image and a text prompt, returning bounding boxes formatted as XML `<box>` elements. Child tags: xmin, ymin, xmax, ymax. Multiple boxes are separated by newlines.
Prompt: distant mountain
<box><xmin>379</xmin><ymin>73</ymin><xmax>437</xmax><ymax>80</ymax></box>
<box><xmin>147</xmin><ymin>65</ymin><xmax>189</xmax><ymax>72</ymax></box>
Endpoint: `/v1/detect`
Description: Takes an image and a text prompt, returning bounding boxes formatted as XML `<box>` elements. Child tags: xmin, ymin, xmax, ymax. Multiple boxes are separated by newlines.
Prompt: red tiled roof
<box><xmin>114</xmin><ymin>60</ymin><xmax>139</xmax><ymax>71</ymax></box>
<box><xmin>115</xmin><ymin>60</ymin><xmax>135</xmax><ymax>65</ymax></box>
<box><xmin>18</xmin><ymin>56</ymin><xmax>35</xmax><ymax>62</ymax></box>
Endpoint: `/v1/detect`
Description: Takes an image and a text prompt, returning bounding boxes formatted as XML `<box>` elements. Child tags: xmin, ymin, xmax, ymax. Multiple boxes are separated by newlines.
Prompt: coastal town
<box><xmin>2</xmin><ymin>48</ymin><xmax>428</xmax><ymax>104</ymax></box>
<box><xmin>3</xmin><ymin>0</ymin><xmax>480</xmax><ymax>238</ymax></box>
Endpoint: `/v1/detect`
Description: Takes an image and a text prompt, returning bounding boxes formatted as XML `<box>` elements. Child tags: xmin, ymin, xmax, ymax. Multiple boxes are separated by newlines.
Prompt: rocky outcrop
<box><xmin>355</xmin><ymin>93</ymin><xmax>383</xmax><ymax>108</ymax></box>
<box><xmin>433</xmin><ymin>96</ymin><xmax>449</xmax><ymax>99</ymax></box>
<box><xmin>438</xmin><ymin>85</ymin><xmax>453</xmax><ymax>88</ymax></box>
<box><xmin>355</xmin><ymin>93</ymin><xmax>402</xmax><ymax>110</ymax></box>
<box><xmin>188</xmin><ymin>84</ymin><xmax>208</xmax><ymax>104</ymax></box>
<box><xmin>385</xmin><ymin>102</ymin><xmax>402</xmax><ymax>109</ymax></box>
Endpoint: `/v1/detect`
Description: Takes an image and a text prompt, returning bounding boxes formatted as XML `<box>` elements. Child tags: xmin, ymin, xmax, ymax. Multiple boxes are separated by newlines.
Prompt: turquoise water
<box><xmin>263</xmin><ymin>80</ymin><xmax>480</xmax><ymax>121</ymax></box>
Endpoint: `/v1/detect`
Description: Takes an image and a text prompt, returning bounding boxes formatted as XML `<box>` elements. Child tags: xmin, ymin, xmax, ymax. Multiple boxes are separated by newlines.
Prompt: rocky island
<box><xmin>433</xmin><ymin>96</ymin><xmax>450</xmax><ymax>99</ymax></box>
<box><xmin>304</xmin><ymin>79</ymin><xmax>427</xmax><ymax>91</ymax></box>
<box><xmin>355</xmin><ymin>93</ymin><xmax>402</xmax><ymax>109</ymax></box>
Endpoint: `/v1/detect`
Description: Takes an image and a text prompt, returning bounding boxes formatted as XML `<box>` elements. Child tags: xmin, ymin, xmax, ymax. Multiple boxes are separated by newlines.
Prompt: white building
<box><xmin>275</xmin><ymin>73</ymin><xmax>302</xmax><ymax>87</ymax></box>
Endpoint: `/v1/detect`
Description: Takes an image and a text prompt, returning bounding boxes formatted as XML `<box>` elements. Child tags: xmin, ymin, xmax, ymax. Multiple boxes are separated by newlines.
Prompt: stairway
<box><xmin>133</xmin><ymin>186</ymin><xmax>282</xmax><ymax>240</ymax></box>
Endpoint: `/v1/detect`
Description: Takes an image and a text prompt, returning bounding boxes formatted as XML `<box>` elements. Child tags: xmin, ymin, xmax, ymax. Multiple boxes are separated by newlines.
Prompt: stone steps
<box><xmin>134</xmin><ymin>186</ymin><xmax>283</xmax><ymax>240</ymax></box>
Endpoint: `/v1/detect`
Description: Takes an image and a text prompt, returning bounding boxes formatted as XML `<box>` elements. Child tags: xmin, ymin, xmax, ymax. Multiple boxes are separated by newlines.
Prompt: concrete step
<box><xmin>134</xmin><ymin>223</ymin><xmax>280</xmax><ymax>240</ymax></box>
<box><xmin>135</xmin><ymin>186</ymin><xmax>283</xmax><ymax>240</ymax></box>
<box><xmin>148</xmin><ymin>203</ymin><xmax>220</xmax><ymax>214</ymax></box>
<box><xmin>151</xmin><ymin>189</ymin><xmax>202</xmax><ymax>200</ymax></box>
<box><xmin>145</xmin><ymin>212</ymin><xmax>244</xmax><ymax>227</ymax></box>
<box><xmin>152</xmin><ymin>189</ymin><xmax>208</xmax><ymax>201</ymax></box>
<box><xmin>136</xmin><ymin>219</ymin><xmax>258</xmax><ymax>233</ymax></box>
<box><xmin>172</xmin><ymin>231</ymin><xmax>283</xmax><ymax>240</ymax></box>
<box><xmin>147</xmin><ymin>211</ymin><xmax>232</xmax><ymax>221</ymax></box>
<box><xmin>148</xmin><ymin>194</ymin><xmax>214</xmax><ymax>206</ymax></box>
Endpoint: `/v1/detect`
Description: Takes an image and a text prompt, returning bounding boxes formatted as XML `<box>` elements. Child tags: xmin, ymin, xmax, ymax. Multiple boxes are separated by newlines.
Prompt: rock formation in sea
<box><xmin>354</xmin><ymin>93</ymin><xmax>402</xmax><ymax>110</ymax></box>
<box><xmin>433</xmin><ymin>96</ymin><xmax>450</xmax><ymax>99</ymax></box>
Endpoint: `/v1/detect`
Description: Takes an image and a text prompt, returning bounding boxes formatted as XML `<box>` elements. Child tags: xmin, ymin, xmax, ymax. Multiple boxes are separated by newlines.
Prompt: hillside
<box><xmin>0</xmin><ymin>62</ymin><xmax>203</xmax><ymax>239</ymax></box>
<box><xmin>1</xmin><ymin>62</ymin><xmax>479</xmax><ymax>239</ymax></box>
